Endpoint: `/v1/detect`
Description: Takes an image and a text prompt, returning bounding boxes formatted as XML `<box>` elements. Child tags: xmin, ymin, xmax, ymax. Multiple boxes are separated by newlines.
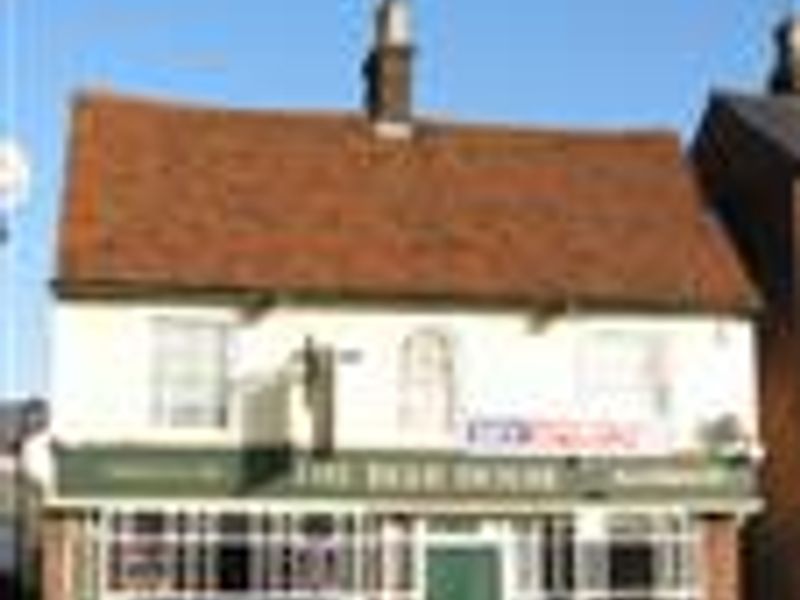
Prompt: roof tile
<box><xmin>57</xmin><ymin>91</ymin><xmax>757</xmax><ymax>312</ymax></box>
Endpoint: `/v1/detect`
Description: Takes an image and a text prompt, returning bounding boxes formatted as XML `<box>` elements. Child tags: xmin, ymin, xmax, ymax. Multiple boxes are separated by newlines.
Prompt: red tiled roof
<box><xmin>56</xmin><ymin>91</ymin><xmax>757</xmax><ymax>312</ymax></box>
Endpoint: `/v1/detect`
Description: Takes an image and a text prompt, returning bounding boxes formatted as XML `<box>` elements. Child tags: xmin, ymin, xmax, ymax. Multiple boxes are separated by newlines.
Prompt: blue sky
<box><xmin>0</xmin><ymin>0</ymin><xmax>788</xmax><ymax>400</ymax></box>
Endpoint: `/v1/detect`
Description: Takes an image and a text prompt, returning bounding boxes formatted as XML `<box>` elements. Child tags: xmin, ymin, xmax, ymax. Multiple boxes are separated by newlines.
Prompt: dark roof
<box><xmin>0</xmin><ymin>400</ymin><xmax>46</xmax><ymax>453</ymax></box>
<box><xmin>717</xmin><ymin>91</ymin><xmax>800</xmax><ymax>162</ymax></box>
<box><xmin>56</xmin><ymin>91</ymin><xmax>757</xmax><ymax>313</ymax></box>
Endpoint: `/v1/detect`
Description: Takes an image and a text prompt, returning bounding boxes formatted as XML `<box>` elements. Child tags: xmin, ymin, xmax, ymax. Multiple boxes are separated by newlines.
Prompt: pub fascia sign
<box><xmin>289</xmin><ymin>456</ymin><xmax>560</xmax><ymax>496</ymax></box>
<box><xmin>58</xmin><ymin>447</ymin><xmax>754</xmax><ymax>501</ymax></box>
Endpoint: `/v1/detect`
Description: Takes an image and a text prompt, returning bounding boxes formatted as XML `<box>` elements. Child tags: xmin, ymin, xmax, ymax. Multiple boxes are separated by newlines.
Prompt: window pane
<box><xmin>103</xmin><ymin>510</ymin><xmax>423</xmax><ymax>596</ymax></box>
<box><xmin>216</xmin><ymin>543</ymin><xmax>250</xmax><ymax>591</ymax></box>
<box><xmin>220</xmin><ymin>513</ymin><xmax>250</xmax><ymax>536</ymax></box>
<box><xmin>177</xmin><ymin>542</ymin><xmax>207</xmax><ymax>591</ymax></box>
<box><xmin>580</xmin><ymin>542</ymin><xmax>607</xmax><ymax>590</ymax></box>
<box><xmin>515</xmin><ymin>526</ymin><xmax>542</xmax><ymax>592</ymax></box>
<box><xmin>609</xmin><ymin>541</ymin><xmax>654</xmax><ymax>590</ymax></box>
<box><xmin>153</xmin><ymin>319</ymin><xmax>228</xmax><ymax>428</ymax></box>
<box><xmin>302</xmin><ymin>514</ymin><xmax>335</xmax><ymax>536</ymax></box>
<box><xmin>108</xmin><ymin>541</ymin><xmax>126</xmax><ymax>590</ymax></box>
<box><xmin>398</xmin><ymin>328</ymin><xmax>457</xmax><ymax>437</ymax></box>
<box><xmin>110</xmin><ymin>538</ymin><xmax>168</xmax><ymax>591</ymax></box>
<box><xmin>543</xmin><ymin>519</ymin><xmax>574</xmax><ymax>592</ymax></box>
<box><xmin>579</xmin><ymin>331</ymin><xmax>668</xmax><ymax>419</ymax></box>
<box><xmin>132</xmin><ymin>512</ymin><xmax>164</xmax><ymax>535</ymax></box>
<box><xmin>338</xmin><ymin>539</ymin><xmax>356</xmax><ymax>590</ymax></box>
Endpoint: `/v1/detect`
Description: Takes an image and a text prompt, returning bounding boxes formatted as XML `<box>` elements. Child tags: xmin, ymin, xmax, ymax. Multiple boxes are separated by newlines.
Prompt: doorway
<box><xmin>425</xmin><ymin>546</ymin><xmax>501</xmax><ymax>600</ymax></box>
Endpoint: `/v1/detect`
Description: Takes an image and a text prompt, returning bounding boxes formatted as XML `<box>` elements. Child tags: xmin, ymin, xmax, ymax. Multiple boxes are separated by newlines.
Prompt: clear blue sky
<box><xmin>0</xmin><ymin>0</ymin><xmax>788</xmax><ymax>401</ymax></box>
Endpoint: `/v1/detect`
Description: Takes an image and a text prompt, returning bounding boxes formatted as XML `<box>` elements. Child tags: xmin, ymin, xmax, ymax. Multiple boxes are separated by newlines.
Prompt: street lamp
<box><xmin>0</xmin><ymin>139</ymin><xmax>32</xmax><ymax>598</ymax></box>
<box><xmin>0</xmin><ymin>139</ymin><xmax>30</xmax><ymax>243</ymax></box>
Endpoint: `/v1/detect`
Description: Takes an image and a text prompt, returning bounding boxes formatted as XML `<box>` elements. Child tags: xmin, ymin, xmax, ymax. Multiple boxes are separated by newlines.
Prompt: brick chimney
<box><xmin>363</xmin><ymin>0</ymin><xmax>414</xmax><ymax>137</ymax></box>
<box><xmin>771</xmin><ymin>16</ymin><xmax>800</xmax><ymax>93</ymax></box>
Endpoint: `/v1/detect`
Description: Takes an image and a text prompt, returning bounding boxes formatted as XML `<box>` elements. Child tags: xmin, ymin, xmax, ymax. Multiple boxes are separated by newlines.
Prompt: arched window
<box><xmin>398</xmin><ymin>328</ymin><xmax>457</xmax><ymax>439</ymax></box>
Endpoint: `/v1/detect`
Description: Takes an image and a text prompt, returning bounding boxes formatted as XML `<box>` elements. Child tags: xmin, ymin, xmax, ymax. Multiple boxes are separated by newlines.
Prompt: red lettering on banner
<box><xmin>466</xmin><ymin>416</ymin><xmax>644</xmax><ymax>453</ymax></box>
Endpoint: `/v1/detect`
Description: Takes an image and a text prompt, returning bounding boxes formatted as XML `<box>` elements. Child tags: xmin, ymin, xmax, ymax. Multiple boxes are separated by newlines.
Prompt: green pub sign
<box><xmin>56</xmin><ymin>446</ymin><xmax>757</xmax><ymax>504</ymax></box>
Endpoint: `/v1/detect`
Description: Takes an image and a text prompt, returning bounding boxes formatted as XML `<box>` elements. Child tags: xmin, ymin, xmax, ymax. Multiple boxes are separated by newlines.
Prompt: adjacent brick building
<box><xmin>692</xmin><ymin>15</ymin><xmax>800</xmax><ymax>600</ymax></box>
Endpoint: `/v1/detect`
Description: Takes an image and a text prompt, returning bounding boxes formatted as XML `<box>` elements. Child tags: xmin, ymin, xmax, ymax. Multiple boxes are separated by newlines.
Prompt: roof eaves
<box><xmin>52</xmin><ymin>277</ymin><xmax>759</xmax><ymax>317</ymax></box>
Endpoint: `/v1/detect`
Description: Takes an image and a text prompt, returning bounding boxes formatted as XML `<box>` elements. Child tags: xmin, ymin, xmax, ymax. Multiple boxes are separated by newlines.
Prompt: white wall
<box><xmin>54</xmin><ymin>305</ymin><xmax>224</xmax><ymax>444</ymax></box>
<box><xmin>51</xmin><ymin>302</ymin><xmax>757</xmax><ymax>456</ymax></box>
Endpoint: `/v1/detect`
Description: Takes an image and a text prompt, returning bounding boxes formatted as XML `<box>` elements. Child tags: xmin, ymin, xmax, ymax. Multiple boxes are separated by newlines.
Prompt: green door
<box><xmin>426</xmin><ymin>547</ymin><xmax>501</xmax><ymax>600</ymax></box>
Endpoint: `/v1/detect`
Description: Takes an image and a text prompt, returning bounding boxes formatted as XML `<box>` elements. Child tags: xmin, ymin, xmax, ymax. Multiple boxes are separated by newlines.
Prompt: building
<box><xmin>692</xmin><ymin>15</ymin><xmax>800</xmax><ymax>600</ymax></box>
<box><xmin>44</xmin><ymin>2</ymin><xmax>762</xmax><ymax>600</ymax></box>
<box><xmin>0</xmin><ymin>399</ymin><xmax>48</xmax><ymax>599</ymax></box>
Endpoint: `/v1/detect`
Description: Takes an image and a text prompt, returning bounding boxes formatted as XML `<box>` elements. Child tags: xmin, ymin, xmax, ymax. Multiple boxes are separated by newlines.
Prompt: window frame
<box><xmin>101</xmin><ymin>509</ymin><xmax>417</xmax><ymax>598</ymax></box>
<box><xmin>150</xmin><ymin>317</ymin><xmax>231</xmax><ymax>430</ymax></box>
<box><xmin>511</xmin><ymin>512</ymin><xmax>701</xmax><ymax>600</ymax></box>
<box><xmin>576</xmin><ymin>328</ymin><xmax>671</xmax><ymax>421</ymax></box>
<box><xmin>397</xmin><ymin>327</ymin><xmax>458</xmax><ymax>439</ymax></box>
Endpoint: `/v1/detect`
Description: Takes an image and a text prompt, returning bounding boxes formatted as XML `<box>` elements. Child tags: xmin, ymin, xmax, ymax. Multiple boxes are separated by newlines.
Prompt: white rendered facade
<box><xmin>44</xmin><ymin>299</ymin><xmax>760</xmax><ymax>600</ymax></box>
<box><xmin>51</xmin><ymin>302</ymin><xmax>757</xmax><ymax>457</ymax></box>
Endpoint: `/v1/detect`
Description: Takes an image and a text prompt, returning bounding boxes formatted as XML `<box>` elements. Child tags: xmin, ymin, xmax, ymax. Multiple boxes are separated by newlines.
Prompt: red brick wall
<box><xmin>41</xmin><ymin>511</ymin><xmax>83</xmax><ymax>600</ymax></box>
<box><xmin>702</xmin><ymin>516</ymin><xmax>742</xmax><ymax>600</ymax></box>
<box><xmin>693</xmin><ymin>101</ymin><xmax>800</xmax><ymax>600</ymax></box>
<box><xmin>41</xmin><ymin>513</ymin><xmax>64</xmax><ymax>600</ymax></box>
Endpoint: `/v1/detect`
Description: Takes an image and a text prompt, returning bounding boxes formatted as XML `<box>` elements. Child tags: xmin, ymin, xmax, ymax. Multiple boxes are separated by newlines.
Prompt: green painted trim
<box><xmin>55</xmin><ymin>446</ymin><xmax>758</xmax><ymax>504</ymax></box>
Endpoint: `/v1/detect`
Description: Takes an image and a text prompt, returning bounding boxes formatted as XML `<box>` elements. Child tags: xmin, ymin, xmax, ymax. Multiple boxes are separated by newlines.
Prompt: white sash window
<box><xmin>578</xmin><ymin>330</ymin><xmax>670</xmax><ymax>421</ymax></box>
<box><xmin>151</xmin><ymin>319</ymin><xmax>229</xmax><ymax>428</ymax></box>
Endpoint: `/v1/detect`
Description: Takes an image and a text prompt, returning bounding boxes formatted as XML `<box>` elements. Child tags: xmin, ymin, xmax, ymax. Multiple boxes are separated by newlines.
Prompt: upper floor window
<box><xmin>398</xmin><ymin>328</ymin><xmax>457</xmax><ymax>437</ymax></box>
<box><xmin>578</xmin><ymin>330</ymin><xmax>669</xmax><ymax>419</ymax></box>
<box><xmin>152</xmin><ymin>319</ymin><xmax>229</xmax><ymax>428</ymax></box>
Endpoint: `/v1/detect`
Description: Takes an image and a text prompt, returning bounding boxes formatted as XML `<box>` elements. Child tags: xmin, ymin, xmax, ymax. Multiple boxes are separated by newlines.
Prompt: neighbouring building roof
<box><xmin>0</xmin><ymin>400</ymin><xmax>46</xmax><ymax>454</ymax></box>
<box><xmin>714</xmin><ymin>91</ymin><xmax>800</xmax><ymax>163</ymax></box>
<box><xmin>56</xmin><ymin>91</ymin><xmax>757</xmax><ymax>313</ymax></box>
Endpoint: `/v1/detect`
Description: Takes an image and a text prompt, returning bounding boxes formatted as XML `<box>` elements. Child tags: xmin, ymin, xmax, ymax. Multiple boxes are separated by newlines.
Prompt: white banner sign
<box><xmin>462</xmin><ymin>414</ymin><xmax>664</xmax><ymax>455</ymax></box>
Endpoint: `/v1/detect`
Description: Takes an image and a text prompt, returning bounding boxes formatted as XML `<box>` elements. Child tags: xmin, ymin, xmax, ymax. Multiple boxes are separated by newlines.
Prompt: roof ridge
<box><xmin>74</xmin><ymin>88</ymin><xmax>363</xmax><ymax>122</ymax></box>
<box><xmin>73</xmin><ymin>88</ymin><xmax>681</xmax><ymax>143</ymax></box>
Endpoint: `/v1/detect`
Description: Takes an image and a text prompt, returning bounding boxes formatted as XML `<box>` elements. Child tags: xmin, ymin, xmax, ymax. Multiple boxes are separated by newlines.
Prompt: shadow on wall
<box><xmin>236</xmin><ymin>368</ymin><xmax>300</xmax><ymax>494</ymax></box>
<box><xmin>237</xmin><ymin>368</ymin><xmax>294</xmax><ymax>446</ymax></box>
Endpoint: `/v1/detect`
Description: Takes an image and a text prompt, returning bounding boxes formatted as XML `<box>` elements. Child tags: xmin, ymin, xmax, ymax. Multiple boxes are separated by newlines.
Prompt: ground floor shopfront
<box><xmin>43</xmin><ymin>449</ymin><xmax>758</xmax><ymax>600</ymax></box>
<box><xmin>43</xmin><ymin>505</ymin><xmax>748</xmax><ymax>600</ymax></box>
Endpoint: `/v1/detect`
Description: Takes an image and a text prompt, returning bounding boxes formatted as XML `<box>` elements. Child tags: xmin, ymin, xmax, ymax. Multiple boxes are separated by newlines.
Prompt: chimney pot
<box><xmin>379</xmin><ymin>0</ymin><xmax>412</xmax><ymax>46</ymax></box>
